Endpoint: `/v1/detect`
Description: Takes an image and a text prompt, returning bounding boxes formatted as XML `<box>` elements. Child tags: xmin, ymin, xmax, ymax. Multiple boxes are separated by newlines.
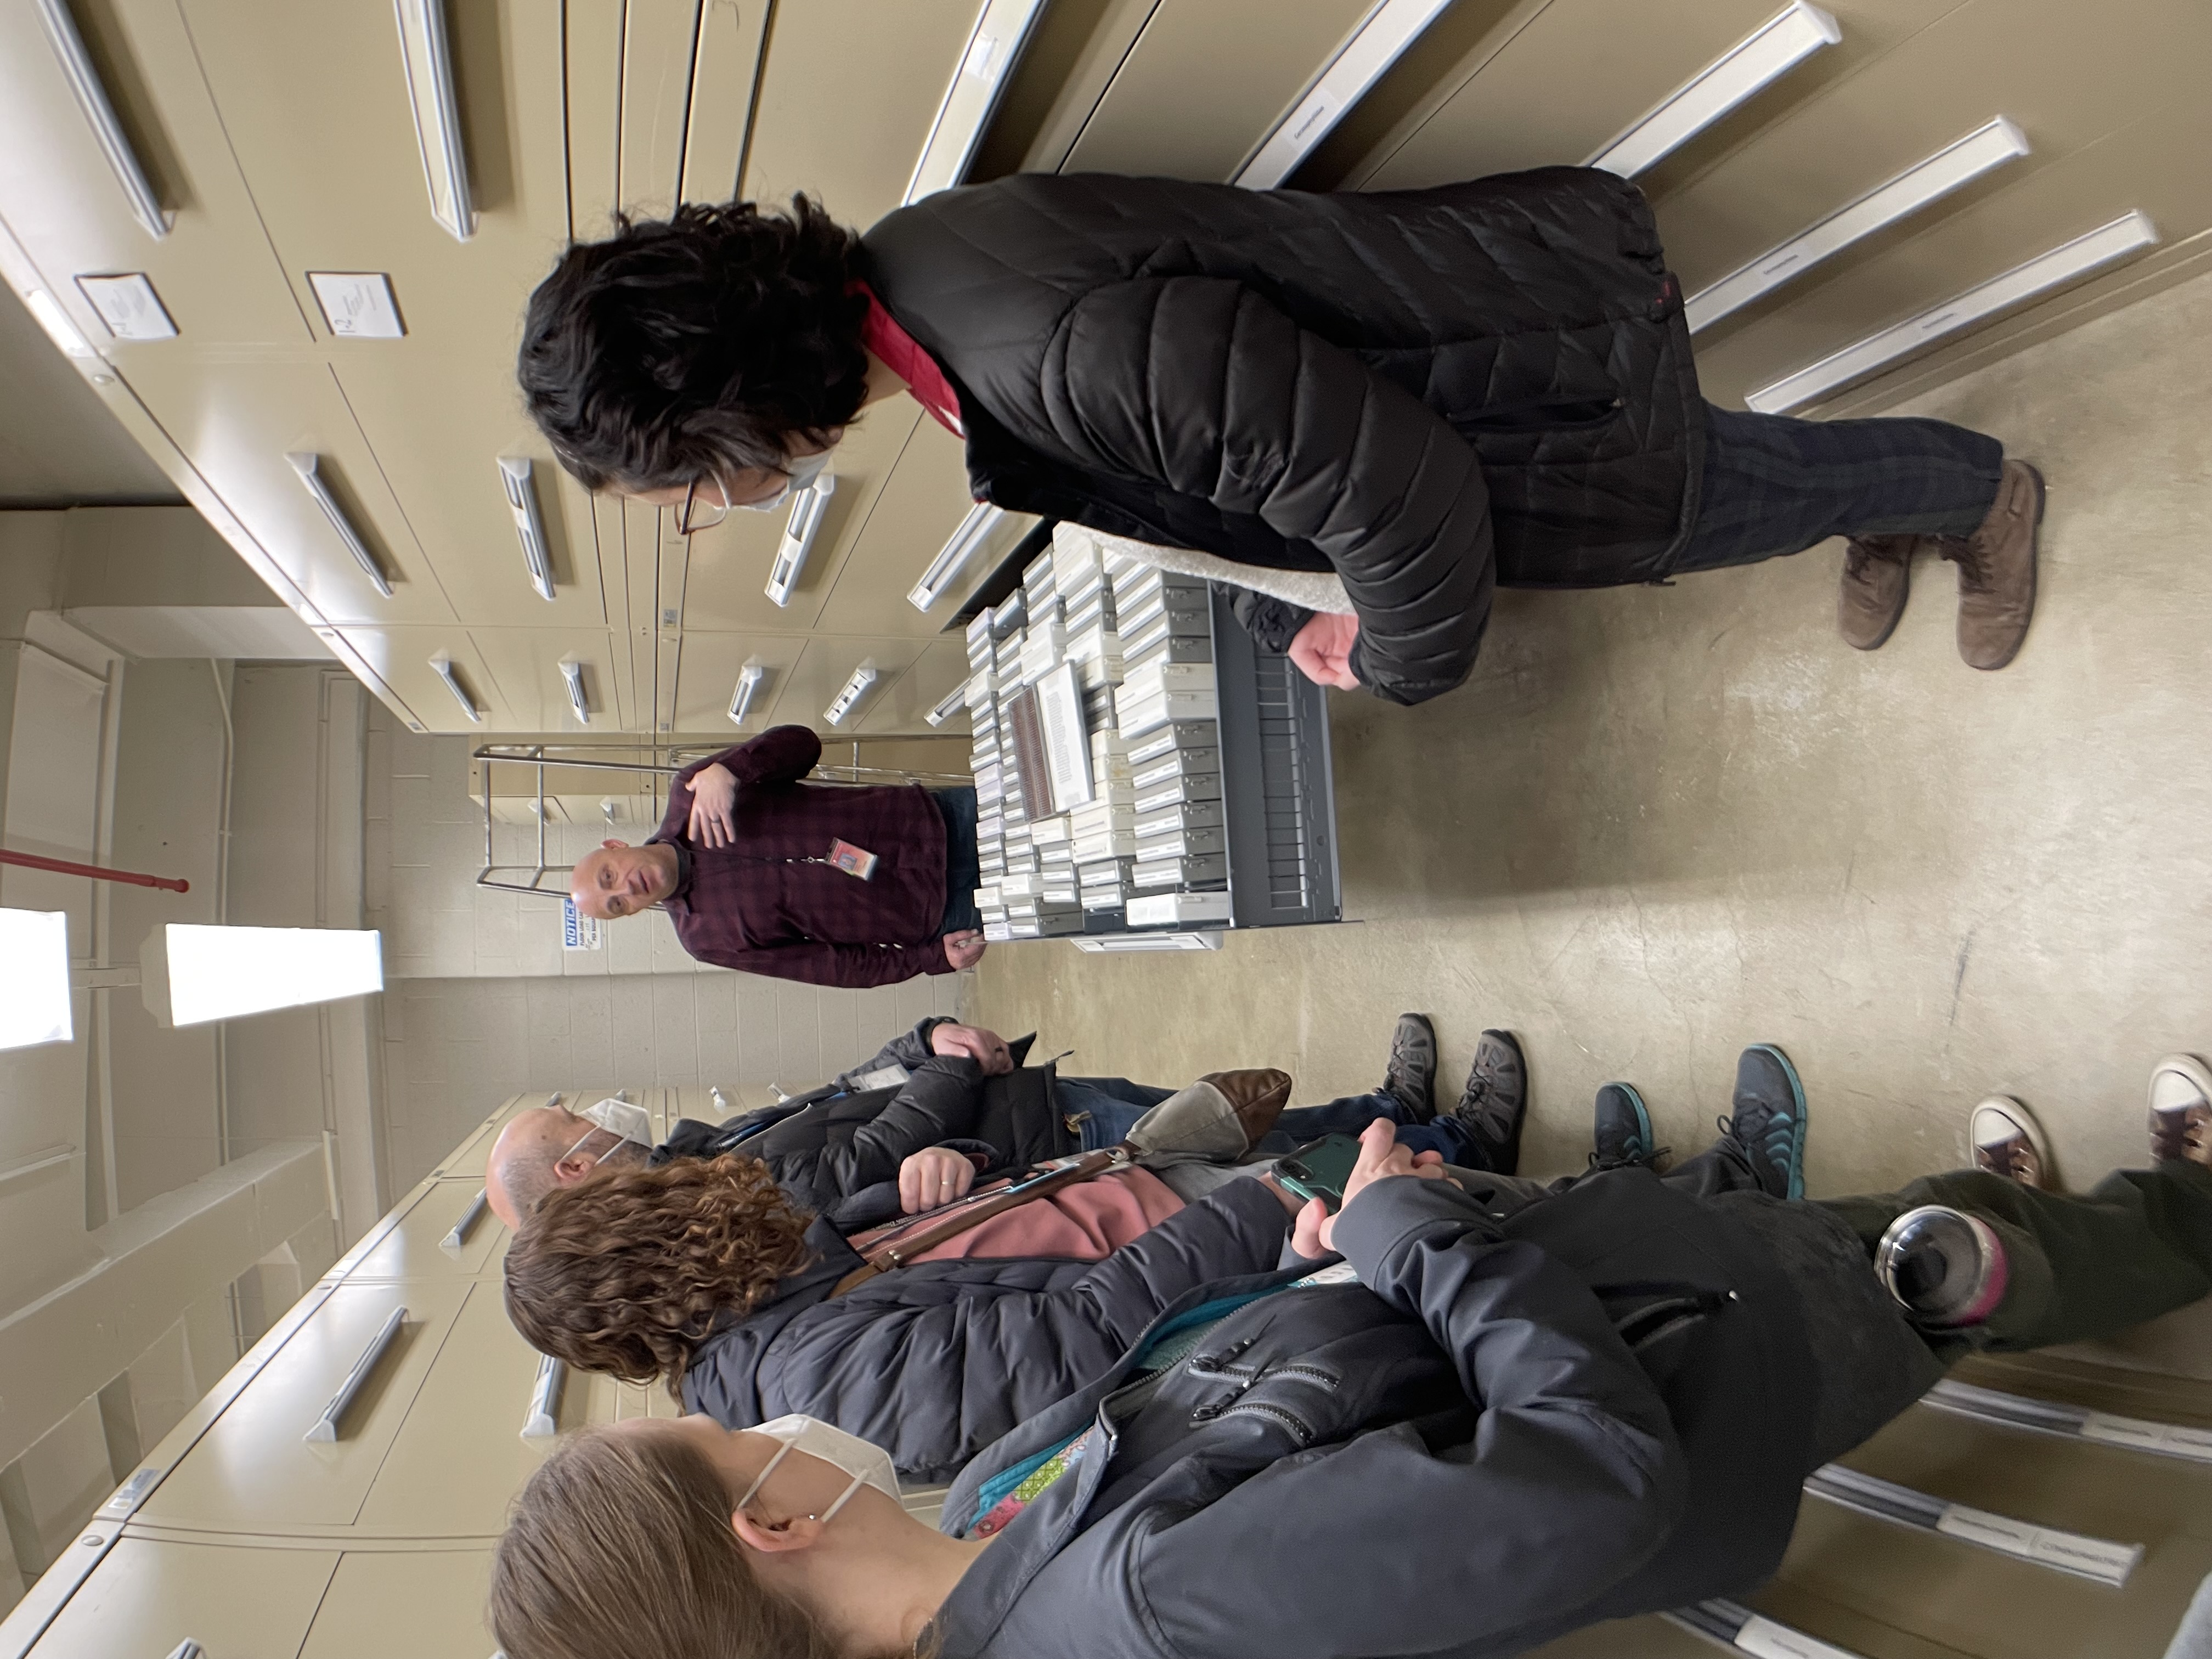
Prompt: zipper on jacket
<box><xmin>1459</xmin><ymin>394</ymin><xmax>1624</xmax><ymax>434</ymax></box>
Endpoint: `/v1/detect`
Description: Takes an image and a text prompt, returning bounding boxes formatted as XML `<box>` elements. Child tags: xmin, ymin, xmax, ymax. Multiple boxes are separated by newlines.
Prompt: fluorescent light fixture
<box><xmin>823</xmin><ymin>659</ymin><xmax>878</xmax><ymax>727</ymax></box>
<box><xmin>0</xmin><ymin>910</ymin><xmax>73</xmax><ymax>1050</ymax></box>
<box><xmin>909</xmin><ymin>502</ymin><xmax>1005</xmax><ymax>612</ymax></box>
<box><xmin>924</xmin><ymin>682</ymin><xmax>967</xmax><ymax>727</ymax></box>
<box><xmin>1688</xmin><ymin>117</ymin><xmax>2030</xmax><ymax>332</ymax></box>
<box><xmin>499</xmin><ymin>456</ymin><xmax>556</xmax><ymax>599</ymax></box>
<box><xmin>1588</xmin><ymin>2</ymin><xmax>1839</xmax><ymax>179</ymax></box>
<box><xmin>140</xmin><ymin>923</ymin><xmax>383</xmax><ymax>1027</ymax></box>
<box><xmin>285</xmin><ymin>452</ymin><xmax>393</xmax><ymax>597</ymax></box>
<box><xmin>904</xmin><ymin>0</ymin><xmax>1046</xmax><ymax>204</ymax></box>
<box><xmin>75</xmin><ymin>273</ymin><xmax>178</xmax><ymax>340</ymax></box>
<box><xmin>1746</xmin><ymin>210</ymin><xmax>2159</xmax><ymax>413</ymax></box>
<box><xmin>764</xmin><ymin>472</ymin><xmax>836</xmax><ymax>607</ymax></box>
<box><xmin>727</xmin><ymin>657</ymin><xmax>767</xmax><ymax>724</ymax></box>
<box><xmin>21</xmin><ymin>289</ymin><xmax>95</xmax><ymax>358</ymax></box>
<box><xmin>393</xmin><ymin>0</ymin><xmax>475</xmax><ymax>240</ymax></box>
<box><xmin>1069</xmin><ymin>930</ymin><xmax>1224</xmax><ymax>953</ymax></box>
<box><xmin>1235</xmin><ymin>0</ymin><xmax>1455</xmax><ymax>189</ymax></box>
<box><xmin>32</xmin><ymin>0</ymin><xmax>170</xmax><ymax>238</ymax></box>
<box><xmin>558</xmin><ymin>657</ymin><xmax>591</xmax><ymax>725</ymax></box>
<box><xmin>428</xmin><ymin>651</ymin><xmax>482</xmax><ymax>722</ymax></box>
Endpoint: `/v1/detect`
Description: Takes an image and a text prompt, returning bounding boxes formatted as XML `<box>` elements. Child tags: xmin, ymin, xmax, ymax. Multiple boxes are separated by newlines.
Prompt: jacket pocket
<box><xmin>1456</xmin><ymin>395</ymin><xmax>1623</xmax><ymax>435</ymax></box>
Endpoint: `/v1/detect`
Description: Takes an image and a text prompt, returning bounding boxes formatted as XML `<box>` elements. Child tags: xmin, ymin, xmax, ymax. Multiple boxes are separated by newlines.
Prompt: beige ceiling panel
<box><xmin>667</xmin><ymin>631</ymin><xmax>810</xmax><ymax>733</ymax></box>
<box><xmin>0</xmin><ymin>0</ymin><xmax>312</xmax><ymax>347</ymax></box>
<box><xmin>857</xmin><ymin>635</ymin><xmax>971</xmax><ymax>736</ymax></box>
<box><xmin>568</xmin><ymin>0</ymin><xmax>625</xmax><ymax>240</ymax></box>
<box><xmin>1655</xmin><ymin>0</ymin><xmax>2212</xmax><ymax>297</ymax></box>
<box><xmin>678</xmin><ymin>404</ymin><xmax>927</xmax><ymax>631</ymax></box>
<box><xmin>741</xmin><ymin>0</ymin><xmax>981</xmax><ymax>229</ymax></box>
<box><xmin>812</xmin><ymin>414</ymin><xmax>980</xmax><ymax>636</ymax></box>
<box><xmin>620</xmin><ymin>1</ymin><xmax>707</xmax><ymax>219</ymax></box>
<box><xmin>1060</xmin><ymin>0</ymin><xmax>1376</xmax><ymax>180</ymax></box>
<box><xmin>470</xmin><ymin>627</ymin><xmax>630</xmax><ymax>733</ymax></box>
<box><xmin>681</xmin><ymin>0</ymin><xmax>774</xmax><ymax>204</ymax></box>
<box><xmin>775</xmin><ymin>636</ymin><xmax>932</xmax><ymax>735</ymax></box>
<box><xmin>1691</xmin><ymin>98</ymin><xmax>2210</xmax><ymax>409</ymax></box>
<box><xmin>334</xmin><ymin>625</ymin><xmax>514</xmax><ymax>734</ymax></box>
<box><xmin>1352</xmin><ymin>0</ymin><xmax>1781</xmax><ymax>190</ymax></box>
<box><xmin>121</xmin><ymin>357</ymin><xmax>450</xmax><ymax>625</ymax></box>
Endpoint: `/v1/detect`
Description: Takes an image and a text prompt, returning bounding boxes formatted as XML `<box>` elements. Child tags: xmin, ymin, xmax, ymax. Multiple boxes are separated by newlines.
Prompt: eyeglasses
<box><xmin>675</xmin><ymin>475</ymin><xmax>731</xmax><ymax>537</ymax></box>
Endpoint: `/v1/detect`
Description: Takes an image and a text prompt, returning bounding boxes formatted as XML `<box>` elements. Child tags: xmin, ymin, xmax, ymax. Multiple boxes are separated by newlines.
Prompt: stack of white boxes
<box><xmin>965</xmin><ymin>539</ymin><xmax>1231</xmax><ymax>944</ymax></box>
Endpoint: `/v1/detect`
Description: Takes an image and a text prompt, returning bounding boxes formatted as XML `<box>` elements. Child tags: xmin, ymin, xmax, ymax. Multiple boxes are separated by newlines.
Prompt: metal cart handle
<box><xmin>521</xmin><ymin>1354</ymin><xmax>566</xmax><ymax>1441</ymax></box>
<box><xmin>443</xmin><ymin>1188</ymin><xmax>491</xmax><ymax>1249</ymax></box>
<box><xmin>304</xmin><ymin>1307</ymin><xmax>407</xmax><ymax>1443</ymax></box>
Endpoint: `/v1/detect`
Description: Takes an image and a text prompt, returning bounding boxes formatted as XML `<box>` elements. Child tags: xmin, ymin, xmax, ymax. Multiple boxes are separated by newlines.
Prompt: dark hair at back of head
<box><xmin>518</xmin><ymin>196</ymin><xmax>871</xmax><ymax>493</ymax></box>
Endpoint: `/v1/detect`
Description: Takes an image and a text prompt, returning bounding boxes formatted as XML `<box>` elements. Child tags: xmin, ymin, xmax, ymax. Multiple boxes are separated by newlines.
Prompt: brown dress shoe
<box><xmin>1939</xmin><ymin>459</ymin><xmax>2043</xmax><ymax>669</ymax></box>
<box><xmin>2148</xmin><ymin>1054</ymin><xmax>2212</xmax><ymax>1166</ymax></box>
<box><xmin>1838</xmin><ymin>534</ymin><xmax>1916</xmax><ymax>650</ymax></box>
<box><xmin>1968</xmin><ymin>1096</ymin><xmax>2050</xmax><ymax>1189</ymax></box>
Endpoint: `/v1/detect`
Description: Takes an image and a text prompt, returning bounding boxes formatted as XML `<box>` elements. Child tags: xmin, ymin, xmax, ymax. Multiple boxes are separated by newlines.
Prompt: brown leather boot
<box><xmin>1939</xmin><ymin>460</ymin><xmax>2043</xmax><ymax>670</ymax></box>
<box><xmin>1199</xmin><ymin>1068</ymin><xmax>1293</xmax><ymax>1147</ymax></box>
<box><xmin>1838</xmin><ymin>534</ymin><xmax>1916</xmax><ymax>651</ymax></box>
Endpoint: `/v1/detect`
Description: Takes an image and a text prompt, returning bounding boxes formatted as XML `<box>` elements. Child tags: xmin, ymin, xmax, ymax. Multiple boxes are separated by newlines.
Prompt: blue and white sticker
<box><xmin>562</xmin><ymin>898</ymin><xmax>603</xmax><ymax>951</ymax></box>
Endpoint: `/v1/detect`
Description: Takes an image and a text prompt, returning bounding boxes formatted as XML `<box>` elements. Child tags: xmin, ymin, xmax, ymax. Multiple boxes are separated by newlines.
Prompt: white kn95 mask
<box><xmin>737</xmin><ymin>1414</ymin><xmax>901</xmax><ymax>1522</ymax></box>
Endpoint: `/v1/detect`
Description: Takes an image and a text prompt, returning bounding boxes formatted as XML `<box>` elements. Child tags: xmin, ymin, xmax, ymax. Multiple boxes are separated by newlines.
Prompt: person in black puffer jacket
<box><xmin>517</xmin><ymin>170</ymin><xmax>2042</xmax><ymax>702</ymax></box>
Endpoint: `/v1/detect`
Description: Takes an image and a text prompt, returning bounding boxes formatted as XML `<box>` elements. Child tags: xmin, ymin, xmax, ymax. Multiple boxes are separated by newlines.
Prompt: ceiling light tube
<box><xmin>764</xmin><ymin>472</ymin><xmax>836</xmax><ymax>607</ymax></box>
<box><xmin>0</xmin><ymin>910</ymin><xmax>73</xmax><ymax>1050</ymax></box>
<box><xmin>727</xmin><ymin>657</ymin><xmax>767</xmax><ymax>725</ymax></box>
<box><xmin>924</xmin><ymin>682</ymin><xmax>968</xmax><ymax>727</ymax></box>
<box><xmin>1745</xmin><ymin>209</ymin><xmax>2159</xmax><ymax>414</ymax></box>
<box><xmin>499</xmin><ymin>456</ymin><xmax>556</xmax><ymax>600</ymax></box>
<box><xmin>1587</xmin><ymin>1</ymin><xmax>1839</xmax><ymax>179</ymax></box>
<box><xmin>32</xmin><ymin>0</ymin><xmax>170</xmax><ymax>238</ymax></box>
<box><xmin>1234</xmin><ymin>0</ymin><xmax>1456</xmax><ymax>189</ymax></box>
<box><xmin>903</xmin><ymin>0</ymin><xmax>1046</xmax><ymax>205</ymax></box>
<box><xmin>909</xmin><ymin>502</ymin><xmax>1004</xmax><ymax>612</ymax></box>
<box><xmin>22</xmin><ymin>289</ymin><xmax>95</xmax><ymax>358</ymax></box>
<box><xmin>286</xmin><ymin>452</ymin><xmax>393</xmax><ymax>597</ymax></box>
<box><xmin>140</xmin><ymin>923</ymin><xmax>383</xmax><ymax>1027</ymax></box>
<box><xmin>428</xmin><ymin>651</ymin><xmax>482</xmax><ymax>723</ymax></box>
<box><xmin>1688</xmin><ymin>117</ymin><xmax>2031</xmax><ymax>333</ymax></box>
<box><xmin>823</xmin><ymin>659</ymin><xmax>878</xmax><ymax>727</ymax></box>
<box><xmin>393</xmin><ymin>0</ymin><xmax>475</xmax><ymax>241</ymax></box>
<box><xmin>558</xmin><ymin>657</ymin><xmax>591</xmax><ymax>726</ymax></box>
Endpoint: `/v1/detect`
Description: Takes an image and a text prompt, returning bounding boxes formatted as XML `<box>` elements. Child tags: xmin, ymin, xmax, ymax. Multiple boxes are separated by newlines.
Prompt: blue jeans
<box><xmin>932</xmin><ymin>786</ymin><xmax>982</xmax><ymax>935</ymax></box>
<box><xmin>1057</xmin><ymin>1077</ymin><xmax>1495</xmax><ymax>1167</ymax></box>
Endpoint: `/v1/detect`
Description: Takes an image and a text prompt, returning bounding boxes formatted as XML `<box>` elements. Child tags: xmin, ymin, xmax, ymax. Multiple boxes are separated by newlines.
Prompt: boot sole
<box><xmin>1743</xmin><ymin>1042</ymin><xmax>1808</xmax><ymax>1200</ymax></box>
<box><xmin>1964</xmin><ymin>462</ymin><xmax>2043</xmax><ymax>671</ymax></box>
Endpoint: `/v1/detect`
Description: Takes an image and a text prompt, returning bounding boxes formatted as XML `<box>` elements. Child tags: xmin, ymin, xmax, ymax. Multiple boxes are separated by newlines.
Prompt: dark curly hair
<box><xmin>503</xmin><ymin>1154</ymin><xmax>816</xmax><ymax>1399</ymax></box>
<box><xmin>517</xmin><ymin>196</ymin><xmax>872</xmax><ymax>493</ymax></box>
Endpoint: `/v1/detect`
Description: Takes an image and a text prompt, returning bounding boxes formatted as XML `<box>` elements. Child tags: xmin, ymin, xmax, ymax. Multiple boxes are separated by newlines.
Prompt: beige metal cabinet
<box><xmin>469</xmin><ymin>628</ymin><xmax>631</xmax><ymax>735</ymax></box>
<box><xmin>25</xmin><ymin>1537</ymin><xmax>340</xmax><ymax>1659</ymax></box>
<box><xmin>334</xmin><ymin>626</ymin><xmax>513</xmax><ymax>734</ymax></box>
<box><xmin>342</xmin><ymin>1181</ymin><xmax>511</xmax><ymax>1284</ymax></box>
<box><xmin>666</xmin><ymin>632</ymin><xmax>811</xmax><ymax>733</ymax></box>
<box><xmin>859</xmin><ymin>637</ymin><xmax>972</xmax><ymax>737</ymax></box>
<box><xmin>760</xmin><ymin>637</ymin><xmax>933</xmax><ymax>737</ymax></box>
<box><xmin>297</xmin><ymin>1548</ymin><xmax>496</xmax><ymax>1659</ymax></box>
<box><xmin>813</xmin><ymin>417</ymin><xmax>991</xmax><ymax>637</ymax></box>
<box><xmin>136</xmin><ymin>1279</ymin><xmax>469</xmax><ymax>1534</ymax></box>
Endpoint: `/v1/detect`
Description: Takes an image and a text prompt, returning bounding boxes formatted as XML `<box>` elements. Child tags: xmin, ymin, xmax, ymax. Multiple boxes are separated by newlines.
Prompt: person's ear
<box><xmin>601</xmin><ymin>838</ymin><xmax>629</xmax><ymax>850</ymax></box>
<box><xmin>731</xmin><ymin>1507</ymin><xmax>825</xmax><ymax>1555</ymax></box>
<box><xmin>551</xmin><ymin>1153</ymin><xmax>595</xmax><ymax>1184</ymax></box>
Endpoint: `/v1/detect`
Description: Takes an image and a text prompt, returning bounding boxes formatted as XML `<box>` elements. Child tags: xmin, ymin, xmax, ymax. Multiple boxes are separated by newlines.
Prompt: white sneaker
<box><xmin>2148</xmin><ymin>1054</ymin><xmax>2212</xmax><ymax>1166</ymax></box>
<box><xmin>1968</xmin><ymin>1096</ymin><xmax>2052</xmax><ymax>1189</ymax></box>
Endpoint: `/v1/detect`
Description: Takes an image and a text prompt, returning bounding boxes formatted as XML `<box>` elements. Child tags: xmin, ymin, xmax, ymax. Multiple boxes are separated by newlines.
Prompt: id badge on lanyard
<box><xmin>827</xmin><ymin>839</ymin><xmax>878</xmax><ymax>880</ymax></box>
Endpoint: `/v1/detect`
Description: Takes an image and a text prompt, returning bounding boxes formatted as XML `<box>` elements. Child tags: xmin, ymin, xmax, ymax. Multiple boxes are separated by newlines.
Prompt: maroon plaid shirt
<box><xmin>648</xmin><ymin>727</ymin><xmax>952</xmax><ymax>986</ymax></box>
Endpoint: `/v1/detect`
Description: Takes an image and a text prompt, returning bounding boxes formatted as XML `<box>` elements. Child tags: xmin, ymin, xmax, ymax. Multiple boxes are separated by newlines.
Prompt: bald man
<box><xmin>568</xmin><ymin>725</ymin><xmax>985</xmax><ymax>988</ymax></box>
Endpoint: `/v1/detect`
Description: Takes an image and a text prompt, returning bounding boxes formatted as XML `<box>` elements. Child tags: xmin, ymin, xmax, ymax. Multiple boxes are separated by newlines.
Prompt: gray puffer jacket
<box><xmin>861</xmin><ymin>167</ymin><xmax>1705</xmax><ymax>706</ymax></box>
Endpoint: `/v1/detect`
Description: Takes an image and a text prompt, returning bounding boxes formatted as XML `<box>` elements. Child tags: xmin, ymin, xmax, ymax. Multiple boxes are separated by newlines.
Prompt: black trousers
<box><xmin>1674</xmin><ymin>402</ymin><xmax>2006</xmax><ymax>573</ymax></box>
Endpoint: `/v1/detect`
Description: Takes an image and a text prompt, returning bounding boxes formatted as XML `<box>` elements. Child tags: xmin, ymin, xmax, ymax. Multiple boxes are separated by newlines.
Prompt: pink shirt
<box><xmin>853</xmin><ymin>1168</ymin><xmax>1186</xmax><ymax>1265</ymax></box>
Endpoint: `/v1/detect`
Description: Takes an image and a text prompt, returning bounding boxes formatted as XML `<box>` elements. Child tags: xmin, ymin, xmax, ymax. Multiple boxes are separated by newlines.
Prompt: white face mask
<box><xmin>562</xmin><ymin>1097</ymin><xmax>656</xmax><ymax>1167</ymax></box>
<box><xmin>736</xmin><ymin>446</ymin><xmax>833</xmax><ymax>512</ymax></box>
<box><xmin>736</xmin><ymin>1414</ymin><xmax>900</xmax><ymax>1523</ymax></box>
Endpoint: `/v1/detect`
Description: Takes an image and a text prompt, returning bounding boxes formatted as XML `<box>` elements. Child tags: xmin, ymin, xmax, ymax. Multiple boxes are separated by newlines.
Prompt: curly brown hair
<box><xmin>504</xmin><ymin>1155</ymin><xmax>816</xmax><ymax>1398</ymax></box>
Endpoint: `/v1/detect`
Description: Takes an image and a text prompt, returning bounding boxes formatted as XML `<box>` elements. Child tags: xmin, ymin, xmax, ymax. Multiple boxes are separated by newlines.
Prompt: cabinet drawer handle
<box><xmin>165</xmin><ymin>1641</ymin><xmax>204</xmax><ymax>1659</ymax></box>
<box><xmin>305</xmin><ymin>1307</ymin><xmax>408</xmax><ymax>1443</ymax></box>
<box><xmin>443</xmin><ymin>1188</ymin><xmax>491</xmax><ymax>1249</ymax></box>
<box><xmin>521</xmin><ymin>1354</ymin><xmax>566</xmax><ymax>1441</ymax></box>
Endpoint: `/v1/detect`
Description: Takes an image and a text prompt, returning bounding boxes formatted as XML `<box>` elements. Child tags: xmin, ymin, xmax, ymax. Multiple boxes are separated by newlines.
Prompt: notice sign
<box><xmin>562</xmin><ymin>899</ymin><xmax>602</xmax><ymax>951</ymax></box>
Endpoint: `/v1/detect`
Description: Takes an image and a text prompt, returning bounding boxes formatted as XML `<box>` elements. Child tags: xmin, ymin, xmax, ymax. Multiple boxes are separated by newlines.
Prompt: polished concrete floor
<box><xmin>972</xmin><ymin>271</ymin><xmax>2212</xmax><ymax>1225</ymax></box>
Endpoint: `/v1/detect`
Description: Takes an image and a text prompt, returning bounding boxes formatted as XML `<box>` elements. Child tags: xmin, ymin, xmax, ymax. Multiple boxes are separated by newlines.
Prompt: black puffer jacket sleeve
<box><xmin>767</xmin><ymin>1054</ymin><xmax>985</xmax><ymax>1211</ymax></box>
<box><xmin>833</xmin><ymin>1016</ymin><xmax>953</xmax><ymax>1090</ymax></box>
<box><xmin>1046</xmin><ymin>277</ymin><xmax>1495</xmax><ymax>705</ymax></box>
<box><xmin>1227</xmin><ymin>588</ymin><xmax>1314</xmax><ymax>656</ymax></box>
<box><xmin>746</xmin><ymin>1179</ymin><xmax>1293</xmax><ymax>1481</ymax></box>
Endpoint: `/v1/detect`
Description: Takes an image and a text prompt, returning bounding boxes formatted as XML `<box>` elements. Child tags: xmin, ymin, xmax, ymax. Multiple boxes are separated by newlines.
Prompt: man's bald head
<box><xmin>569</xmin><ymin>839</ymin><xmax>678</xmax><ymax>921</ymax></box>
<box><xmin>486</xmin><ymin>1104</ymin><xmax>648</xmax><ymax>1228</ymax></box>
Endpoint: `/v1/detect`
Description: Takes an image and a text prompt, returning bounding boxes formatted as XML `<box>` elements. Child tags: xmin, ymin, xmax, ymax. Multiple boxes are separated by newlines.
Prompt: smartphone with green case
<box><xmin>1272</xmin><ymin>1133</ymin><xmax>1364</xmax><ymax>1212</ymax></box>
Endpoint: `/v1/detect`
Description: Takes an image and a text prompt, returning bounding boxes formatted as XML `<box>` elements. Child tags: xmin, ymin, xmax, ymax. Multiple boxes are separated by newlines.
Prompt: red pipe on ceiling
<box><xmin>0</xmin><ymin>848</ymin><xmax>189</xmax><ymax>894</ymax></box>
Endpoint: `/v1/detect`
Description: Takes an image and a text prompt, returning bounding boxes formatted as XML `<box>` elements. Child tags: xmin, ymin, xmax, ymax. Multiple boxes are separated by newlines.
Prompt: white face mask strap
<box><xmin>815</xmin><ymin>1470</ymin><xmax>867</xmax><ymax>1525</ymax></box>
<box><xmin>736</xmin><ymin>1440</ymin><xmax>794</xmax><ymax>1512</ymax></box>
<box><xmin>558</xmin><ymin>1127</ymin><xmax>623</xmax><ymax>1169</ymax></box>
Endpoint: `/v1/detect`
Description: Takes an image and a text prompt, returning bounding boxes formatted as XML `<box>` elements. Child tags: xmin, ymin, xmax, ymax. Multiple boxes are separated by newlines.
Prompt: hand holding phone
<box><xmin>1287</xmin><ymin>1120</ymin><xmax>1449</xmax><ymax>1257</ymax></box>
<box><xmin>1272</xmin><ymin>1134</ymin><xmax>1364</xmax><ymax>1212</ymax></box>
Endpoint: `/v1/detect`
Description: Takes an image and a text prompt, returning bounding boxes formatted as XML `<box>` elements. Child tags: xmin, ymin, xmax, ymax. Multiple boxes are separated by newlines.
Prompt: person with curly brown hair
<box><xmin>504</xmin><ymin>1142</ymin><xmax>1312</xmax><ymax>1483</ymax></box>
<box><xmin>518</xmin><ymin>175</ymin><xmax>2043</xmax><ymax>704</ymax></box>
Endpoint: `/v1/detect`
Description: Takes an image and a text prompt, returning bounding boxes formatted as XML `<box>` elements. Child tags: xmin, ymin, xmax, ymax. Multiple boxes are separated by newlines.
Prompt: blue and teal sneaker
<box><xmin>1591</xmin><ymin>1082</ymin><xmax>1666</xmax><ymax>1171</ymax></box>
<box><xmin>1718</xmin><ymin>1043</ymin><xmax>1808</xmax><ymax>1199</ymax></box>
